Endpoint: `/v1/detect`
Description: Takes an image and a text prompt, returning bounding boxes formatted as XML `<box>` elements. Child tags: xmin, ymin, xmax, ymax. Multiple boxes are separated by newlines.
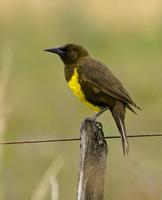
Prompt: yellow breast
<box><xmin>67</xmin><ymin>68</ymin><xmax>100</xmax><ymax>111</ymax></box>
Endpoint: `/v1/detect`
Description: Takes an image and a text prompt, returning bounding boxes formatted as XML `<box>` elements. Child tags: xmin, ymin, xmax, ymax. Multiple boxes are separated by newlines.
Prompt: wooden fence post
<box><xmin>77</xmin><ymin>119</ymin><xmax>108</xmax><ymax>200</ymax></box>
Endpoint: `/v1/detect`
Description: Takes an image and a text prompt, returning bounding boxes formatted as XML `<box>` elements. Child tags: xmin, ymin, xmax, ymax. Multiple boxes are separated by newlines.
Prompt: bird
<box><xmin>44</xmin><ymin>43</ymin><xmax>141</xmax><ymax>155</ymax></box>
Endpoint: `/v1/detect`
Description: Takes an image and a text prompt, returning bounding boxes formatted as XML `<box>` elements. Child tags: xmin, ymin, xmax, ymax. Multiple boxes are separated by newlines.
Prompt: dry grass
<box><xmin>31</xmin><ymin>157</ymin><xmax>64</xmax><ymax>200</ymax></box>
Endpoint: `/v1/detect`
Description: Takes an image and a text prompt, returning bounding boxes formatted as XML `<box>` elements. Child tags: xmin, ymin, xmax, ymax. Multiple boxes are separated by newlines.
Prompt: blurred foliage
<box><xmin>0</xmin><ymin>0</ymin><xmax>162</xmax><ymax>199</ymax></box>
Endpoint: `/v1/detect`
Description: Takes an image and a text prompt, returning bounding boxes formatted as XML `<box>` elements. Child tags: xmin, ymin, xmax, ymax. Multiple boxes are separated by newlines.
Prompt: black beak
<box><xmin>44</xmin><ymin>47</ymin><xmax>63</xmax><ymax>55</ymax></box>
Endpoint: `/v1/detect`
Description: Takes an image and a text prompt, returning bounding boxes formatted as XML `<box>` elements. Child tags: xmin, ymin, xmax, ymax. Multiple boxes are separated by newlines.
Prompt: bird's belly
<box><xmin>67</xmin><ymin>68</ymin><xmax>100</xmax><ymax>111</ymax></box>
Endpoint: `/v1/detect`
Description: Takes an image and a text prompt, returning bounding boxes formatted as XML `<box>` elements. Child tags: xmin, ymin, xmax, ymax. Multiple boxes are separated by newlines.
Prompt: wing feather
<box><xmin>78</xmin><ymin>57</ymin><xmax>140</xmax><ymax>109</ymax></box>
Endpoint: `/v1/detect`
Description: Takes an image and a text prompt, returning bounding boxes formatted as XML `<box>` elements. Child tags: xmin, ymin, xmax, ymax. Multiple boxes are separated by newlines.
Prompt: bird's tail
<box><xmin>111</xmin><ymin>102</ymin><xmax>129</xmax><ymax>155</ymax></box>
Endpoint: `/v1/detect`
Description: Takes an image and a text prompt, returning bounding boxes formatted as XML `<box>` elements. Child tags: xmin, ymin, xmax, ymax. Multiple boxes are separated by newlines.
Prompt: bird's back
<box><xmin>77</xmin><ymin>56</ymin><xmax>140</xmax><ymax>111</ymax></box>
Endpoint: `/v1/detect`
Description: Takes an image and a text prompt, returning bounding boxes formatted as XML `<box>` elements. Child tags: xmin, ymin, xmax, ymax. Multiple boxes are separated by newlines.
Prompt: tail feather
<box><xmin>118</xmin><ymin>117</ymin><xmax>129</xmax><ymax>155</ymax></box>
<box><xmin>111</xmin><ymin>101</ymin><xmax>129</xmax><ymax>155</ymax></box>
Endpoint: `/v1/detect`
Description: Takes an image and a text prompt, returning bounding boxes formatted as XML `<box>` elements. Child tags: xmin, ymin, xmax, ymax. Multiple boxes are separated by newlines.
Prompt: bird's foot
<box><xmin>80</xmin><ymin>107</ymin><xmax>109</xmax><ymax>131</ymax></box>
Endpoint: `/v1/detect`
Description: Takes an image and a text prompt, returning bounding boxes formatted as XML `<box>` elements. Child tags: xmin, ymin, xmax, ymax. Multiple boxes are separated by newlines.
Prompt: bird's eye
<box><xmin>60</xmin><ymin>47</ymin><xmax>68</xmax><ymax>52</ymax></box>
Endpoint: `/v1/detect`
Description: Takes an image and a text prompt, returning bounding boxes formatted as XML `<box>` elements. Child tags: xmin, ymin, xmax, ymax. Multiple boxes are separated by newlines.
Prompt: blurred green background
<box><xmin>0</xmin><ymin>0</ymin><xmax>162</xmax><ymax>199</ymax></box>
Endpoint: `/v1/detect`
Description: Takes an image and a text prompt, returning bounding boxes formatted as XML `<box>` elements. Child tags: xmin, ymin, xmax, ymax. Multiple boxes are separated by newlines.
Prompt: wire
<box><xmin>0</xmin><ymin>133</ymin><xmax>162</xmax><ymax>145</ymax></box>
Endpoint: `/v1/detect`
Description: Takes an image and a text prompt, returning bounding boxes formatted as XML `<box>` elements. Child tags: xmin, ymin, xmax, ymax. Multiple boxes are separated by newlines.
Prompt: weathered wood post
<box><xmin>77</xmin><ymin>119</ymin><xmax>108</xmax><ymax>200</ymax></box>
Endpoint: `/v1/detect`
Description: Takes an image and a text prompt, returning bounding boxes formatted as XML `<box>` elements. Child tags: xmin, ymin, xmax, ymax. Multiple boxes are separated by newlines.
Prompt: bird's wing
<box><xmin>78</xmin><ymin>57</ymin><xmax>139</xmax><ymax>109</ymax></box>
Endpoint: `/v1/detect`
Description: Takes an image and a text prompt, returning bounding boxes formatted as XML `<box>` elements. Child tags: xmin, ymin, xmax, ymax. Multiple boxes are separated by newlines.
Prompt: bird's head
<box><xmin>44</xmin><ymin>44</ymin><xmax>89</xmax><ymax>65</ymax></box>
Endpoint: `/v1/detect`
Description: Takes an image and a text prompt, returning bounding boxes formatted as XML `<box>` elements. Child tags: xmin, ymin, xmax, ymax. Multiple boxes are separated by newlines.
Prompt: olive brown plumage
<box><xmin>44</xmin><ymin>44</ymin><xmax>141</xmax><ymax>155</ymax></box>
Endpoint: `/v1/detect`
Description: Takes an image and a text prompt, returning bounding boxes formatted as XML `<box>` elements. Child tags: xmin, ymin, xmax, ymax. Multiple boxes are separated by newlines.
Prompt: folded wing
<box><xmin>78</xmin><ymin>57</ymin><xmax>141</xmax><ymax>111</ymax></box>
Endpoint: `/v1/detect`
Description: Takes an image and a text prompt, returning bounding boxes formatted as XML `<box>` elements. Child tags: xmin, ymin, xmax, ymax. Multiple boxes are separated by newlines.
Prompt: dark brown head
<box><xmin>44</xmin><ymin>43</ymin><xmax>89</xmax><ymax>65</ymax></box>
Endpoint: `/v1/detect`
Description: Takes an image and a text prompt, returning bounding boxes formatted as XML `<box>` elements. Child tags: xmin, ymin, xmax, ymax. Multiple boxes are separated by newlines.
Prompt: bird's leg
<box><xmin>91</xmin><ymin>107</ymin><xmax>109</xmax><ymax>121</ymax></box>
<box><xmin>81</xmin><ymin>107</ymin><xmax>109</xmax><ymax>131</ymax></box>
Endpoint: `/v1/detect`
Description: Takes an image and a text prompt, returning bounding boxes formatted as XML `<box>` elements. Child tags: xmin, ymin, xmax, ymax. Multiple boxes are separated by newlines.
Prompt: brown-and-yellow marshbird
<box><xmin>45</xmin><ymin>44</ymin><xmax>141</xmax><ymax>155</ymax></box>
